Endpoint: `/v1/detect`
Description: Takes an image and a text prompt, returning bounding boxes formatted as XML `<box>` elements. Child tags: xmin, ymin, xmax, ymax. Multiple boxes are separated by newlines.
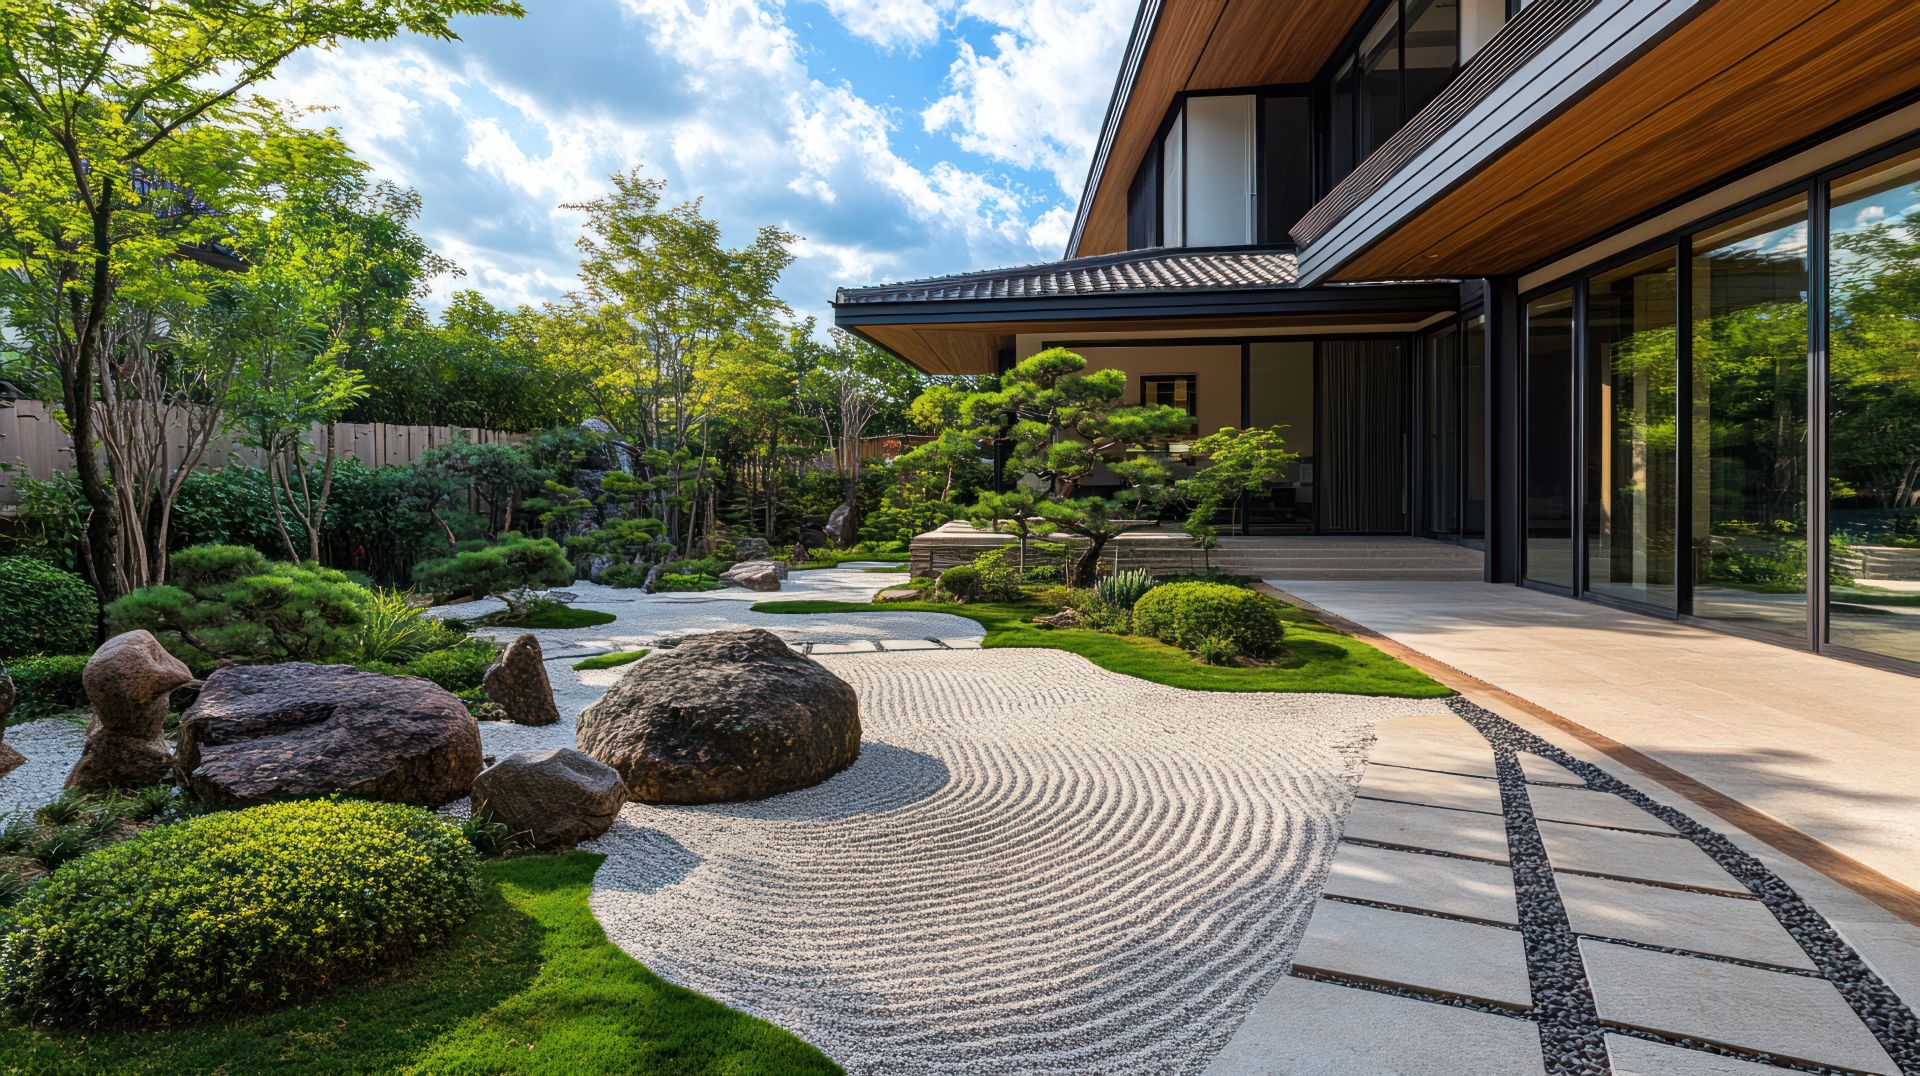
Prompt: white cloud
<box><xmin>924</xmin><ymin>0</ymin><xmax>1135</xmax><ymax>198</ymax></box>
<box><xmin>808</xmin><ymin>0</ymin><xmax>953</xmax><ymax>50</ymax></box>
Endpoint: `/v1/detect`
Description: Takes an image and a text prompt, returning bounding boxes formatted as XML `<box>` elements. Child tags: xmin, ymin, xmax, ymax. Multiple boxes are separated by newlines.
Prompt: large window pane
<box><xmin>1828</xmin><ymin>150</ymin><xmax>1920</xmax><ymax>665</ymax></box>
<box><xmin>1185</xmin><ymin>95</ymin><xmax>1255</xmax><ymax>246</ymax></box>
<box><xmin>1426</xmin><ymin>323</ymin><xmax>1461</xmax><ymax>535</ymax></box>
<box><xmin>1162</xmin><ymin>109</ymin><xmax>1185</xmax><ymax>247</ymax></box>
<box><xmin>1586</xmin><ymin>250</ymin><xmax>1679</xmax><ymax>609</ymax></box>
<box><xmin>1330</xmin><ymin>57</ymin><xmax>1358</xmax><ymax>182</ymax></box>
<box><xmin>1261</xmin><ymin>94</ymin><xmax>1314</xmax><ymax>244</ymax></box>
<box><xmin>1463</xmin><ymin>314</ymin><xmax>1487</xmax><ymax>538</ymax></box>
<box><xmin>1690</xmin><ymin>198</ymin><xmax>1809</xmax><ymax>638</ymax></box>
<box><xmin>1359</xmin><ymin>7</ymin><xmax>1402</xmax><ymax>161</ymax></box>
<box><xmin>1526</xmin><ymin>291</ymin><xmax>1576</xmax><ymax>587</ymax></box>
<box><xmin>1404</xmin><ymin>0</ymin><xmax>1460</xmax><ymax>119</ymax></box>
<box><xmin>1247</xmin><ymin>342</ymin><xmax>1317</xmax><ymax>531</ymax></box>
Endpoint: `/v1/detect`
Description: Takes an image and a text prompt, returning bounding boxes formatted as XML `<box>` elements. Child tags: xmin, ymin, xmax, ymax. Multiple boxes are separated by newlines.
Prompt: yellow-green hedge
<box><xmin>0</xmin><ymin>799</ymin><xmax>480</xmax><ymax>1024</ymax></box>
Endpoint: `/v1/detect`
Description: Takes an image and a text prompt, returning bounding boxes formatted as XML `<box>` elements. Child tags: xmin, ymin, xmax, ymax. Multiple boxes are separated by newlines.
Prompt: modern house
<box><xmin>833</xmin><ymin>0</ymin><xmax>1920</xmax><ymax>676</ymax></box>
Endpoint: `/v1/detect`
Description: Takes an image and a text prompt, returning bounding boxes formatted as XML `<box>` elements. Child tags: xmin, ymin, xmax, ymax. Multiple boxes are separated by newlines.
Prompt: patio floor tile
<box><xmin>1555</xmin><ymin>872</ymin><xmax>1812</xmax><ymax>969</ymax></box>
<box><xmin>1357</xmin><ymin>763</ymin><xmax>1504</xmax><ymax>814</ymax></box>
<box><xmin>1324</xmin><ymin>843</ymin><xmax>1518</xmax><ymax>924</ymax></box>
<box><xmin>1341</xmin><ymin>797</ymin><xmax>1513</xmax><ymax>863</ymax></box>
<box><xmin>1290</xmin><ymin>899</ymin><xmax>1532</xmax><ymax>1008</ymax></box>
<box><xmin>1538</xmin><ymin>820</ymin><xmax>1743</xmax><ymax>894</ymax></box>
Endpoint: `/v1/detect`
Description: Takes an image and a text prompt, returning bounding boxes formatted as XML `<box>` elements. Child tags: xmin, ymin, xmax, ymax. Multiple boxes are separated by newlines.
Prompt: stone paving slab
<box><xmin>1526</xmin><ymin>782</ymin><xmax>1676</xmax><ymax>835</ymax></box>
<box><xmin>1356</xmin><ymin>762</ymin><xmax>1505</xmax><ymax>814</ymax></box>
<box><xmin>1364</xmin><ymin>713</ymin><xmax>1501</xmax><ymax>778</ymax></box>
<box><xmin>1324</xmin><ymin>842</ymin><xmax>1518</xmax><ymax>925</ymax></box>
<box><xmin>1581</xmin><ymin>940</ymin><xmax>1898</xmax><ymax>1073</ymax></box>
<box><xmin>1538</xmin><ymin>820</ymin><xmax>1745</xmax><ymax>895</ymax></box>
<box><xmin>1555</xmin><ymin>872</ymin><xmax>1813</xmax><ymax>970</ymax></box>
<box><xmin>1604</xmin><ymin>1034</ymin><xmax>1798</xmax><ymax>1075</ymax></box>
<box><xmin>1518</xmin><ymin>751</ymin><xmax>1587</xmax><ymax>786</ymax></box>
<box><xmin>877</xmin><ymin>638</ymin><xmax>944</xmax><ymax>651</ymax></box>
<box><xmin>1205</xmin><ymin>973</ymin><xmax>1546</xmax><ymax>1076</ymax></box>
<box><xmin>938</xmin><ymin>637</ymin><xmax>982</xmax><ymax>649</ymax></box>
<box><xmin>808</xmin><ymin>639</ymin><xmax>879</xmax><ymax>654</ymax></box>
<box><xmin>1340</xmin><ymin>798</ymin><xmax>1513</xmax><ymax>863</ymax></box>
<box><xmin>1290</xmin><ymin>898</ymin><xmax>1532</xmax><ymax>1008</ymax></box>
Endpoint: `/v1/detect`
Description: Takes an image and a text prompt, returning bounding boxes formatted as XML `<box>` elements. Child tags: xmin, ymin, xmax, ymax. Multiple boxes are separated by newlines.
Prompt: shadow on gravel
<box><xmin>672</xmin><ymin>741</ymin><xmax>953</xmax><ymax>823</ymax></box>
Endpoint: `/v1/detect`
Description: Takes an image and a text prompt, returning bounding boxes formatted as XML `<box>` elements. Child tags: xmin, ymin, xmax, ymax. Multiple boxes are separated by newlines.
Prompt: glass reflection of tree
<box><xmin>1830</xmin><ymin>201</ymin><xmax>1920</xmax><ymax>528</ymax></box>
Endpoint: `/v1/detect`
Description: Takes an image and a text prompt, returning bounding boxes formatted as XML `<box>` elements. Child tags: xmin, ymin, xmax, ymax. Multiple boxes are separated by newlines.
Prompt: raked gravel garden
<box><xmin>0</xmin><ymin>564</ymin><xmax>1450</xmax><ymax>1074</ymax></box>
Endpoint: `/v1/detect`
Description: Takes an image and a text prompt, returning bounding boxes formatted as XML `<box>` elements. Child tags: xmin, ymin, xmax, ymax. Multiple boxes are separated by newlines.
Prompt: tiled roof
<box><xmin>835</xmin><ymin>247</ymin><xmax>1300</xmax><ymax>305</ymax></box>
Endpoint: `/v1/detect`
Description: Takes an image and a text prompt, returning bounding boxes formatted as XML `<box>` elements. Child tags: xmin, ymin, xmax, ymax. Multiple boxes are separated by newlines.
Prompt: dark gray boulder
<box><xmin>66</xmin><ymin>631</ymin><xmax>194</xmax><ymax>792</ymax></box>
<box><xmin>471</xmin><ymin>747</ymin><xmax>626</xmax><ymax>847</ymax></box>
<box><xmin>175</xmin><ymin>663</ymin><xmax>483</xmax><ymax>807</ymax></box>
<box><xmin>576</xmin><ymin>629</ymin><xmax>860</xmax><ymax>804</ymax></box>
<box><xmin>484</xmin><ymin>635</ymin><xmax>561</xmax><ymax>726</ymax></box>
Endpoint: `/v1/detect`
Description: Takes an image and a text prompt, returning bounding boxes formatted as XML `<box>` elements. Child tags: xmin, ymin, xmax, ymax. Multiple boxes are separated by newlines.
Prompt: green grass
<box><xmin>572</xmin><ymin>649</ymin><xmax>650</xmax><ymax>671</ymax></box>
<box><xmin>500</xmin><ymin>605</ymin><xmax>619</xmax><ymax>629</ymax></box>
<box><xmin>753</xmin><ymin>598</ymin><xmax>1451</xmax><ymax>698</ymax></box>
<box><xmin>861</xmin><ymin>564</ymin><xmax>911</xmax><ymax>573</ymax></box>
<box><xmin>788</xmin><ymin>550</ymin><xmax>911</xmax><ymax>570</ymax></box>
<box><xmin>0</xmin><ymin>853</ymin><xmax>839</xmax><ymax>1075</ymax></box>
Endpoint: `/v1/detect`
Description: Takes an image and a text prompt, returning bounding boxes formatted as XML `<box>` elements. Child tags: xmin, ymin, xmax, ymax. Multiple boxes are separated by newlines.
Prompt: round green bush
<box><xmin>938</xmin><ymin>564</ymin><xmax>981</xmax><ymax>602</ymax></box>
<box><xmin>1131</xmin><ymin>582</ymin><xmax>1286</xmax><ymax>659</ymax></box>
<box><xmin>0</xmin><ymin>557</ymin><xmax>97</xmax><ymax>658</ymax></box>
<box><xmin>0</xmin><ymin>798</ymin><xmax>480</xmax><ymax>1024</ymax></box>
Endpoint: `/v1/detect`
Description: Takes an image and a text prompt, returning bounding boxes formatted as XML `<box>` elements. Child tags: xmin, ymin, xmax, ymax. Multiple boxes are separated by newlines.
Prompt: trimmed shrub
<box><xmin>1132</xmin><ymin>582</ymin><xmax>1285</xmax><ymax>659</ymax></box>
<box><xmin>655</xmin><ymin>571</ymin><xmax>723</xmax><ymax>592</ymax></box>
<box><xmin>938</xmin><ymin>564</ymin><xmax>981</xmax><ymax>602</ymax></box>
<box><xmin>0</xmin><ymin>557</ymin><xmax>97</xmax><ymax>658</ymax></box>
<box><xmin>0</xmin><ymin>798</ymin><xmax>481</xmax><ymax>1024</ymax></box>
<box><xmin>105</xmin><ymin>545</ymin><xmax>369</xmax><ymax>671</ymax></box>
<box><xmin>5</xmin><ymin>654</ymin><xmax>90</xmax><ymax>716</ymax></box>
<box><xmin>411</xmin><ymin>534</ymin><xmax>574</xmax><ymax>615</ymax></box>
<box><xmin>598</xmin><ymin>563</ymin><xmax>648</xmax><ymax>589</ymax></box>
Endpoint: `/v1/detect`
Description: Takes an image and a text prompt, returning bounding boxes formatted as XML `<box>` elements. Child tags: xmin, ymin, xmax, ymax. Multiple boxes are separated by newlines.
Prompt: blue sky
<box><xmin>265</xmin><ymin>0</ymin><xmax>1136</xmax><ymax>324</ymax></box>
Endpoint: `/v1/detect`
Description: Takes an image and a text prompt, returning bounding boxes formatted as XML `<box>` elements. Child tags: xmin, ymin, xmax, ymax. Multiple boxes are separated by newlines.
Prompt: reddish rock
<box><xmin>175</xmin><ymin>663</ymin><xmax>483</xmax><ymax>807</ymax></box>
<box><xmin>471</xmin><ymin>747</ymin><xmax>626</xmax><ymax>847</ymax></box>
<box><xmin>66</xmin><ymin>631</ymin><xmax>194</xmax><ymax>792</ymax></box>
<box><xmin>484</xmin><ymin>635</ymin><xmax>561</xmax><ymax>726</ymax></box>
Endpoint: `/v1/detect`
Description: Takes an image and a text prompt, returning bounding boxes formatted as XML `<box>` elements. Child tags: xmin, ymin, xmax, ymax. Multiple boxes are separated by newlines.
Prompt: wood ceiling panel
<box><xmin>1076</xmin><ymin>0</ymin><xmax>1373</xmax><ymax>258</ymax></box>
<box><xmin>1333</xmin><ymin>0</ymin><xmax>1920</xmax><ymax>280</ymax></box>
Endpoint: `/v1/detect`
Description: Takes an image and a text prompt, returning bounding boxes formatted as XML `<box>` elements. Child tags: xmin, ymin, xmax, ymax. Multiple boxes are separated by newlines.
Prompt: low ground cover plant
<box><xmin>0</xmin><ymin>798</ymin><xmax>481</xmax><ymax>1025</ymax></box>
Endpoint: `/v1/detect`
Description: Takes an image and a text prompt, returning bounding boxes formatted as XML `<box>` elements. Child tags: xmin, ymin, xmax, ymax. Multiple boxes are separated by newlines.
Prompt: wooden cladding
<box><xmin>1327</xmin><ymin>0</ymin><xmax>1920</xmax><ymax>281</ymax></box>
<box><xmin>1074</xmin><ymin>0</ymin><xmax>1375</xmax><ymax>258</ymax></box>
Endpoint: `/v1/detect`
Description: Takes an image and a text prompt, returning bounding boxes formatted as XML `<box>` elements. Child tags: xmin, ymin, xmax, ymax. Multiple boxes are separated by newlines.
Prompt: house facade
<box><xmin>832</xmin><ymin>0</ymin><xmax>1920</xmax><ymax>676</ymax></box>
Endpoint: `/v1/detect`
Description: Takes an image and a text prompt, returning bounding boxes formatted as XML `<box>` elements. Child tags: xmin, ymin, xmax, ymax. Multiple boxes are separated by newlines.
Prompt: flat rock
<box><xmin>719</xmin><ymin>560</ymin><xmax>783</xmax><ymax>591</ymax></box>
<box><xmin>484</xmin><ymin>635</ymin><xmax>561</xmax><ymax>726</ymax></box>
<box><xmin>1538</xmin><ymin>820</ymin><xmax>1743</xmax><ymax>894</ymax></box>
<box><xmin>576</xmin><ymin>629</ymin><xmax>860</xmax><ymax>804</ymax></box>
<box><xmin>471</xmin><ymin>747</ymin><xmax>627</xmax><ymax>848</ymax></box>
<box><xmin>1290</xmin><ymin>898</ymin><xmax>1532</xmax><ymax>1008</ymax></box>
<box><xmin>175</xmin><ymin>663</ymin><xmax>483</xmax><ymax>807</ymax></box>
<box><xmin>1324</xmin><ymin>842</ymin><xmax>1518</xmax><ymax>924</ymax></box>
<box><xmin>67</xmin><ymin>630</ymin><xmax>193</xmax><ymax>792</ymax></box>
<box><xmin>1205</xmin><ymin>973</ymin><xmax>1546</xmax><ymax>1075</ymax></box>
<box><xmin>1357</xmin><ymin>762</ymin><xmax>1504</xmax><ymax>814</ymax></box>
<box><xmin>1582</xmin><ymin>940</ymin><xmax>1898</xmax><ymax>1073</ymax></box>
<box><xmin>1555</xmin><ymin>872</ymin><xmax>1813</xmax><ymax>969</ymax></box>
<box><xmin>1341</xmin><ymin>797</ymin><xmax>1512</xmax><ymax>863</ymax></box>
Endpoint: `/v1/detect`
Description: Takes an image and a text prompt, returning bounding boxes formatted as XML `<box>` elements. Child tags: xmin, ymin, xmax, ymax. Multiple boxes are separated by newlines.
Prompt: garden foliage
<box><xmin>411</xmin><ymin>535</ymin><xmax>573</xmax><ymax>616</ymax></box>
<box><xmin>105</xmin><ymin>545</ymin><xmax>368</xmax><ymax>670</ymax></box>
<box><xmin>1132</xmin><ymin>582</ymin><xmax>1286</xmax><ymax>661</ymax></box>
<box><xmin>0</xmin><ymin>557</ymin><xmax>97</xmax><ymax>658</ymax></box>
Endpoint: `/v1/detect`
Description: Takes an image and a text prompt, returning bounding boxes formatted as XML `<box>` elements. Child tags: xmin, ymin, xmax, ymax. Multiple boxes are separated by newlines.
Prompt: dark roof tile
<box><xmin>834</xmin><ymin>247</ymin><xmax>1299</xmax><ymax>305</ymax></box>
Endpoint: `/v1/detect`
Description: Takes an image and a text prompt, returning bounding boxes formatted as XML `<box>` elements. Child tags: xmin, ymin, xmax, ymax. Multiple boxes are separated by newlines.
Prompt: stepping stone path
<box><xmin>1211</xmin><ymin>699</ymin><xmax>1920</xmax><ymax>1076</ymax></box>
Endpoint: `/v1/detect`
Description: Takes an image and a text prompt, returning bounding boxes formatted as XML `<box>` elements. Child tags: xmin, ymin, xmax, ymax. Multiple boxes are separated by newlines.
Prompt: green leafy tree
<box><xmin>0</xmin><ymin>0</ymin><xmax>522</xmax><ymax>602</ymax></box>
<box><xmin>410</xmin><ymin>534</ymin><xmax>572</xmax><ymax>617</ymax></box>
<box><xmin>1176</xmin><ymin>426</ymin><xmax>1297</xmax><ymax>564</ymax></box>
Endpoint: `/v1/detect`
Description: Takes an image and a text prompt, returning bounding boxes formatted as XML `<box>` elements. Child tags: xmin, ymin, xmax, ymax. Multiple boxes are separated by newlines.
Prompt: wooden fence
<box><xmin>0</xmin><ymin>399</ymin><xmax>523</xmax><ymax>508</ymax></box>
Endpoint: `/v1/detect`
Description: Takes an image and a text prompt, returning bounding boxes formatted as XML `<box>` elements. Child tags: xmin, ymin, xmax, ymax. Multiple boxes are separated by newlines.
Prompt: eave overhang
<box><xmin>1066</xmin><ymin>0</ymin><xmax>1377</xmax><ymax>261</ymax></box>
<box><xmin>1293</xmin><ymin>0</ymin><xmax>1920</xmax><ymax>285</ymax></box>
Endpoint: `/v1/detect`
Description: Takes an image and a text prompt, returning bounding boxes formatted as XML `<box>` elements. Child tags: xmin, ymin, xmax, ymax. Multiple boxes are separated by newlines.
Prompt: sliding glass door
<box><xmin>1690</xmin><ymin>198</ymin><xmax>1810</xmax><ymax>638</ymax></box>
<box><xmin>1585</xmin><ymin>251</ymin><xmax>1679</xmax><ymax>609</ymax></box>
<box><xmin>1525</xmin><ymin>291</ymin><xmax>1577</xmax><ymax>589</ymax></box>
<box><xmin>1827</xmin><ymin>149</ymin><xmax>1920</xmax><ymax>665</ymax></box>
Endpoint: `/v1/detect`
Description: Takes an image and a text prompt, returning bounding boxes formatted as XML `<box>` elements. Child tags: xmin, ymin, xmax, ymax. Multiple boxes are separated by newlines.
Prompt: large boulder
<box><xmin>732</xmin><ymin>537</ymin><xmax>770</xmax><ymax>561</ymax></box>
<box><xmin>719</xmin><ymin>560</ymin><xmax>782</xmax><ymax>592</ymax></box>
<box><xmin>577</xmin><ymin>629</ymin><xmax>860</xmax><ymax>804</ymax></box>
<box><xmin>484</xmin><ymin>635</ymin><xmax>561</xmax><ymax>726</ymax></box>
<box><xmin>174</xmin><ymin>663</ymin><xmax>483</xmax><ymax>807</ymax></box>
<box><xmin>470</xmin><ymin>747</ymin><xmax>626</xmax><ymax>847</ymax></box>
<box><xmin>824</xmin><ymin>501</ymin><xmax>855</xmax><ymax>544</ymax></box>
<box><xmin>0</xmin><ymin>663</ymin><xmax>18</xmax><ymax>779</ymax></box>
<box><xmin>65</xmin><ymin>631</ymin><xmax>194</xmax><ymax>792</ymax></box>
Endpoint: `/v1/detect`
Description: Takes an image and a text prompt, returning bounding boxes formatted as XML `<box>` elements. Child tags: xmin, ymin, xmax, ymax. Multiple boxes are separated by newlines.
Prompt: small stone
<box><xmin>66</xmin><ymin>630</ymin><xmax>194</xmax><ymax>792</ymax></box>
<box><xmin>483</xmin><ymin>635</ymin><xmax>561</xmax><ymax>726</ymax></box>
<box><xmin>471</xmin><ymin>747</ymin><xmax>627</xmax><ymax>848</ymax></box>
<box><xmin>876</xmin><ymin>586</ymin><xmax>925</xmax><ymax>603</ymax></box>
<box><xmin>1032</xmin><ymin>608</ymin><xmax>1082</xmax><ymax>629</ymax></box>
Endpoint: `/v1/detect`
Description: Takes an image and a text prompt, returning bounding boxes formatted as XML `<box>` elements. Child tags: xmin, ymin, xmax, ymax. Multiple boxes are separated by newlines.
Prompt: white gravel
<box><xmin>0</xmin><ymin>718</ymin><xmax>87</xmax><ymax>818</ymax></box>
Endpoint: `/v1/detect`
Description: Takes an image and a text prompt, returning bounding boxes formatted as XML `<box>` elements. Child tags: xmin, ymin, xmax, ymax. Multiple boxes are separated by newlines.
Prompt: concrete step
<box><xmin>1211</xmin><ymin>556</ymin><xmax>1481</xmax><ymax>569</ymax></box>
<box><xmin>1256</xmin><ymin>568</ymin><xmax>1486</xmax><ymax>581</ymax></box>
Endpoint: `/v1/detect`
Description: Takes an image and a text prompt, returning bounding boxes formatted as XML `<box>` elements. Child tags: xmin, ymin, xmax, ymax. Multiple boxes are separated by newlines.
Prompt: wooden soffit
<box><xmin>1070</xmin><ymin>0</ymin><xmax>1374</xmax><ymax>259</ymax></box>
<box><xmin>1325</xmin><ymin>0</ymin><xmax>1920</xmax><ymax>282</ymax></box>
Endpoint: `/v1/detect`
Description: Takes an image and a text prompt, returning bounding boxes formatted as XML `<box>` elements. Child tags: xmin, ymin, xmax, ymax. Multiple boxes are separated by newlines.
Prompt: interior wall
<box><xmin>1183</xmin><ymin>95</ymin><xmax>1256</xmax><ymax>246</ymax></box>
<box><xmin>1067</xmin><ymin>344</ymin><xmax>1246</xmax><ymax>435</ymax></box>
